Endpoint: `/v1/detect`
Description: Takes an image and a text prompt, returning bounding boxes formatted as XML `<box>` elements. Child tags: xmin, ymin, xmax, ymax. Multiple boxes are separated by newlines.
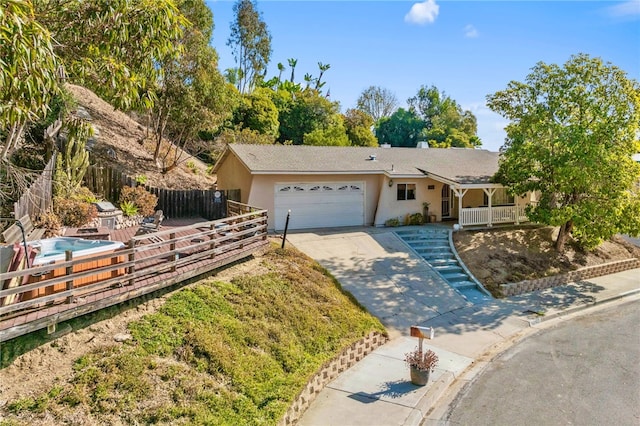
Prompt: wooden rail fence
<box><xmin>0</xmin><ymin>202</ymin><xmax>268</xmax><ymax>342</ymax></box>
<box><xmin>84</xmin><ymin>163</ymin><xmax>240</xmax><ymax>220</ymax></box>
<box><xmin>12</xmin><ymin>155</ymin><xmax>56</xmax><ymax>220</ymax></box>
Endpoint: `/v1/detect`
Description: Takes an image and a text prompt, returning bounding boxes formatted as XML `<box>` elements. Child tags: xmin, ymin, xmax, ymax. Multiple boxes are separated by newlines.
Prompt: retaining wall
<box><xmin>500</xmin><ymin>258</ymin><xmax>640</xmax><ymax>297</ymax></box>
<box><xmin>278</xmin><ymin>331</ymin><xmax>389</xmax><ymax>426</ymax></box>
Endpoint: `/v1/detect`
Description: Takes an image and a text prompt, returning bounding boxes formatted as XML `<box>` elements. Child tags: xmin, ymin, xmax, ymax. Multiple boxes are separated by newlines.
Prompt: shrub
<box><xmin>71</xmin><ymin>187</ymin><xmax>99</xmax><ymax>204</ymax></box>
<box><xmin>405</xmin><ymin>348</ymin><xmax>439</xmax><ymax>372</ymax></box>
<box><xmin>54</xmin><ymin>197</ymin><xmax>98</xmax><ymax>227</ymax></box>
<box><xmin>34</xmin><ymin>211</ymin><xmax>62</xmax><ymax>238</ymax></box>
<box><xmin>119</xmin><ymin>186</ymin><xmax>157</xmax><ymax>217</ymax></box>
<box><xmin>186</xmin><ymin>161</ymin><xmax>198</xmax><ymax>174</ymax></box>
<box><xmin>385</xmin><ymin>217</ymin><xmax>401</xmax><ymax>227</ymax></box>
<box><xmin>120</xmin><ymin>201</ymin><xmax>139</xmax><ymax>217</ymax></box>
<box><xmin>408</xmin><ymin>213</ymin><xmax>424</xmax><ymax>225</ymax></box>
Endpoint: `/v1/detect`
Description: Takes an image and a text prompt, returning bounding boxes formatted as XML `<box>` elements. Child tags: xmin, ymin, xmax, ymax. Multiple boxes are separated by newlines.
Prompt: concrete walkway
<box><xmin>286</xmin><ymin>227</ymin><xmax>640</xmax><ymax>426</ymax></box>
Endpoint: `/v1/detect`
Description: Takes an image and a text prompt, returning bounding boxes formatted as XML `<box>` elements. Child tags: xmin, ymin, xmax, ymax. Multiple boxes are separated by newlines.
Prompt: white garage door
<box><xmin>274</xmin><ymin>182</ymin><xmax>365</xmax><ymax>230</ymax></box>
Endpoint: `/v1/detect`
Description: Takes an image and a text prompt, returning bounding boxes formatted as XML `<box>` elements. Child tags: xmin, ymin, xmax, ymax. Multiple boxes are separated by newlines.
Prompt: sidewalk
<box><xmin>286</xmin><ymin>228</ymin><xmax>640</xmax><ymax>426</ymax></box>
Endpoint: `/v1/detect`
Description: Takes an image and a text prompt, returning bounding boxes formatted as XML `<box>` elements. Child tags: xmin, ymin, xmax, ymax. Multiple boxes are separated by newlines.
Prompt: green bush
<box><xmin>385</xmin><ymin>218</ymin><xmax>401</xmax><ymax>227</ymax></box>
<box><xmin>408</xmin><ymin>213</ymin><xmax>424</xmax><ymax>225</ymax></box>
<box><xmin>119</xmin><ymin>186</ymin><xmax>157</xmax><ymax>217</ymax></box>
<box><xmin>71</xmin><ymin>187</ymin><xmax>99</xmax><ymax>204</ymax></box>
<box><xmin>54</xmin><ymin>197</ymin><xmax>97</xmax><ymax>227</ymax></box>
<box><xmin>120</xmin><ymin>201</ymin><xmax>139</xmax><ymax>217</ymax></box>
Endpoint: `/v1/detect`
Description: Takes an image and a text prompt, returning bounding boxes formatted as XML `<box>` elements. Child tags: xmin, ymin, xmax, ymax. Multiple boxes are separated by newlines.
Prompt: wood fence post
<box><xmin>170</xmin><ymin>232</ymin><xmax>177</xmax><ymax>271</ymax></box>
<box><xmin>210</xmin><ymin>223</ymin><xmax>216</xmax><ymax>259</ymax></box>
<box><xmin>128</xmin><ymin>240</ymin><xmax>136</xmax><ymax>286</ymax></box>
<box><xmin>65</xmin><ymin>250</ymin><xmax>74</xmax><ymax>303</ymax></box>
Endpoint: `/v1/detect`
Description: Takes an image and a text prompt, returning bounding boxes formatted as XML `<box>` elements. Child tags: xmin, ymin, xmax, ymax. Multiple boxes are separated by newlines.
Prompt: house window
<box><xmin>483</xmin><ymin>188</ymin><xmax>515</xmax><ymax>205</ymax></box>
<box><xmin>397</xmin><ymin>184</ymin><xmax>416</xmax><ymax>201</ymax></box>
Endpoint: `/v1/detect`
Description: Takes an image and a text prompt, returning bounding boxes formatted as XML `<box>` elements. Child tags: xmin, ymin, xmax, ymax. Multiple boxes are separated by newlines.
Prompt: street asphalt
<box><xmin>284</xmin><ymin>226</ymin><xmax>640</xmax><ymax>426</ymax></box>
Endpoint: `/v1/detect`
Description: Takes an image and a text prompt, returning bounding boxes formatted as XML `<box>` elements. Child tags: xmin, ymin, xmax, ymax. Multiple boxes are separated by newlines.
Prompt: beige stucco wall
<box><xmin>374</xmin><ymin>177</ymin><xmax>445</xmax><ymax>225</ymax></box>
<box><xmin>215</xmin><ymin>153</ymin><xmax>253</xmax><ymax>204</ymax></box>
<box><xmin>246</xmin><ymin>173</ymin><xmax>383</xmax><ymax>230</ymax></box>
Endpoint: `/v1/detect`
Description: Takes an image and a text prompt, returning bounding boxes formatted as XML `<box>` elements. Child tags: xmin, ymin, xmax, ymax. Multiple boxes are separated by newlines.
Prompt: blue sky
<box><xmin>206</xmin><ymin>1</ymin><xmax>640</xmax><ymax>151</ymax></box>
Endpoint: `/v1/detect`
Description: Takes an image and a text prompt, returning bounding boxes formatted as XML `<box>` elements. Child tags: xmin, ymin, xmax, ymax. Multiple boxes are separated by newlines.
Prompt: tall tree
<box><xmin>149</xmin><ymin>0</ymin><xmax>236</xmax><ymax>170</ymax></box>
<box><xmin>487</xmin><ymin>53</ymin><xmax>640</xmax><ymax>252</ymax></box>
<box><xmin>275</xmin><ymin>89</ymin><xmax>343</xmax><ymax>145</ymax></box>
<box><xmin>288</xmin><ymin>58</ymin><xmax>297</xmax><ymax>82</ymax></box>
<box><xmin>38</xmin><ymin>0</ymin><xmax>187</xmax><ymax>111</ymax></box>
<box><xmin>356</xmin><ymin>86</ymin><xmax>398</xmax><ymax>122</ymax></box>
<box><xmin>232</xmin><ymin>87</ymin><xmax>279</xmax><ymax>138</ymax></box>
<box><xmin>374</xmin><ymin>108</ymin><xmax>424</xmax><ymax>147</ymax></box>
<box><xmin>227</xmin><ymin>0</ymin><xmax>271</xmax><ymax>94</ymax></box>
<box><xmin>315</xmin><ymin>62</ymin><xmax>331</xmax><ymax>90</ymax></box>
<box><xmin>408</xmin><ymin>85</ymin><xmax>481</xmax><ymax>148</ymax></box>
<box><xmin>1</xmin><ymin>0</ymin><xmax>60</xmax><ymax>160</ymax></box>
<box><xmin>343</xmin><ymin>109</ymin><xmax>378</xmax><ymax>147</ymax></box>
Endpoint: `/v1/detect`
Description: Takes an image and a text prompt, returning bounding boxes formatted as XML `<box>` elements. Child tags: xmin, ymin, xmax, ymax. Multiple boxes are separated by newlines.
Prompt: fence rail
<box><xmin>84</xmin><ymin>163</ymin><xmax>240</xmax><ymax>220</ymax></box>
<box><xmin>0</xmin><ymin>203</ymin><xmax>268</xmax><ymax>342</ymax></box>
<box><xmin>460</xmin><ymin>205</ymin><xmax>529</xmax><ymax>227</ymax></box>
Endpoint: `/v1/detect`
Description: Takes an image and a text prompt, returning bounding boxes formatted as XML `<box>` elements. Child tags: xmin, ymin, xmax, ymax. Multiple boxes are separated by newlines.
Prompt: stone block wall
<box><xmin>278</xmin><ymin>331</ymin><xmax>389</xmax><ymax>426</ymax></box>
<box><xmin>500</xmin><ymin>258</ymin><xmax>640</xmax><ymax>297</ymax></box>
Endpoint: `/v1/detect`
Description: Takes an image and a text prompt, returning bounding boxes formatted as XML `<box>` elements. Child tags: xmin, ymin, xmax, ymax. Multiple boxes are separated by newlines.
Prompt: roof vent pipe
<box><xmin>369</xmin><ymin>154</ymin><xmax>377</xmax><ymax>161</ymax></box>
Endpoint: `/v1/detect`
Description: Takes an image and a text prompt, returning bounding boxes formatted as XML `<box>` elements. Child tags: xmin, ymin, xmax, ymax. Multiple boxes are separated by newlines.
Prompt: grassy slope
<box><xmin>3</xmin><ymin>244</ymin><xmax>385</xmax><ymax>425</ymax></box>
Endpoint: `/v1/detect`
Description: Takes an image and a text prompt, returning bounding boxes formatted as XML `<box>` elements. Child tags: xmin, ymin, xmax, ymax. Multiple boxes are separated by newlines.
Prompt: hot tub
<box><xmin>23</xmin><ymin>237</ymin><xmax>126</xmax><ymax>301</ymax></box>
<box><xmin>30</xmin><ymin>237</ymin><xmax>125</xmax><ymax>265</ymax></box>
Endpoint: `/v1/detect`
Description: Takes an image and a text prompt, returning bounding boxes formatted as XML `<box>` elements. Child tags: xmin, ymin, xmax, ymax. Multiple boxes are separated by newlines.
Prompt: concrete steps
<box><xmin>396</xmin><ymin>227</ymin><xmax>492</xmax><ymax>304</ymax></box>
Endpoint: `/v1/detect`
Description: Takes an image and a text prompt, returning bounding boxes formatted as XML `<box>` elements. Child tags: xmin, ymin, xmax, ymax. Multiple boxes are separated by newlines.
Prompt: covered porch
<box><xmin>445</xmin><ymin>183</ymin><xmax>533</xmax><ymax>228</ymax></box>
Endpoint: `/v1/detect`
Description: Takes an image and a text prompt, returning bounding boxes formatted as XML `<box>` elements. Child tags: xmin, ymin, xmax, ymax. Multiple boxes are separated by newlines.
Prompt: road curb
<box><xmin>528</xmin><ymin>287</ymin><xmax>640</xmax><ymax>326</ymax></box>
<box><xmin>413</xmin><ymin>288</ymin><xmax>640</xmax><ymax>425</ymax></box>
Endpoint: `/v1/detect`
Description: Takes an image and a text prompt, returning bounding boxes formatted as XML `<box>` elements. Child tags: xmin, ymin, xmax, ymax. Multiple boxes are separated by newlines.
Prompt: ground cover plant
<box><xmin>1</xmin><ymin>244</ymin><xmax>385</xmax><ymax>425</ymax></box>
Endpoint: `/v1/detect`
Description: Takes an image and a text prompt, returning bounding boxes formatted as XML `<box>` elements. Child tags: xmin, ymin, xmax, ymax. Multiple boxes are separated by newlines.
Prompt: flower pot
<box><xmin>410</xmin><ymin>365</ymin><xmax>430</xmax><ymax>386</ymax></box>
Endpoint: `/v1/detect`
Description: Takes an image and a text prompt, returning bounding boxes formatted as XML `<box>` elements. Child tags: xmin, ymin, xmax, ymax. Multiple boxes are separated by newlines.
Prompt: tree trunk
<box><xmin>555</xmin><ymin>220</ymin><xmax>574</xmax><ymax>252</ymax></box>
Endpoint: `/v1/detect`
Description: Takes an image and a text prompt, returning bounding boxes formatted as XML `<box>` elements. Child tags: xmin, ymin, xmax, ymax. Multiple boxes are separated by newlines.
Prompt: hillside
<box><xmin>66</xmin><ymin>84</ymin><xmax>216</xmax><ymax>190</ymax></box>
<box><xmin>0</xmin><ymin>243</ymin><xmax>385</xmax><ymax>424</ymax></box>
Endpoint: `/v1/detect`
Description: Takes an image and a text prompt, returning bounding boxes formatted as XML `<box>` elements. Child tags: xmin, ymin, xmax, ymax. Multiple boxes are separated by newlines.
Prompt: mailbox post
<box><xmin>410</xmin><ymin>325</ymin><xmax>435</xmax><ymax>352</ymax></box>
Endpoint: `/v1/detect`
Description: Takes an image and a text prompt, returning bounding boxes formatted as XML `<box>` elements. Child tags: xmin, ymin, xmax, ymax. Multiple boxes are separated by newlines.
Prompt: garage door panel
<box><xmin>274</xmin><ymin>182</ymin><xmax>364</xmax><ymax>230</ymax></box>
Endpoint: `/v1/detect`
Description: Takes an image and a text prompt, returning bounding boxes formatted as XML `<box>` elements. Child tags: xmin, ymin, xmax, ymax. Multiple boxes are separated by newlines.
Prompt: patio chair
<box><xmin>135</xmin><ymin>210</ymin><xmax>164</xmax><ymax>241</ymax></box>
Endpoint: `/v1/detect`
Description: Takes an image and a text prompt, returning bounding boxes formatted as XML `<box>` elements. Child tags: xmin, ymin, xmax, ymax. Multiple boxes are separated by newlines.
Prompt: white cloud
<box><xmin>405</xmin><ymin>0</ymin><xmax>440</xmax><ymax>25</ymax></box>
<box><xmin>464</xmin><ymin>24</ymin><xmax>479</xmax><ymax>38</ymax></box>
<box><xmin>606</xmin><ymin>1</ymin><xmax>640</xmax><ymax>18</ymax></box>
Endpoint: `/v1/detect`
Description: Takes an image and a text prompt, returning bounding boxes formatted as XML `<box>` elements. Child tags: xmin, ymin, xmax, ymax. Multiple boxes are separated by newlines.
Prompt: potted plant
<box><xmin>422</xmin><ymin>202</ymin><xmax>431</xmax><ymax>222</ymax></box>
<box><xmin>405</xmin><ymin>347</ymin><xmax>439</xmax><ymax>386</ymax></box>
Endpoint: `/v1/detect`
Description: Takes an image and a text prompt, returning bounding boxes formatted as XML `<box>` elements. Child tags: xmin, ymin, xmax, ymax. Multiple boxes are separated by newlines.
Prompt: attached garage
<box><xmin>274</xmin><ymin>182</ymin><xmax>365</xmax><ymax>230</ymax></box>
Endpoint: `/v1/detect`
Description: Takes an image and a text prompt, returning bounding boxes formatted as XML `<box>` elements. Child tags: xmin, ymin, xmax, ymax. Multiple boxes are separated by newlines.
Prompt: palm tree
<box><xmin>303</xmin><ymin>73</ymin><xmax>313</xmax><ymax>89</ymax></box>
<box><xmin>315</xmin><ymin>62</ymin><xmax>331</xmax><ymax>90</ymax></box>
<box><xmin>277</xmin><ymin>62</ymin><xmax>285</xmax><ymax>84</ymax></box>
<box><xmin>288</xmin><ymin>58</ymin><xmax>297</xmax><ymax>82</ymax></box>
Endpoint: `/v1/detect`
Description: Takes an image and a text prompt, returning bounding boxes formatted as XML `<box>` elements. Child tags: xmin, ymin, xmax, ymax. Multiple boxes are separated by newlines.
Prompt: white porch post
<box><xmin>451</xmin><ymin>187</ymin><xmax>468</xmax><ymax>228</ymax></box>
<box><xmin>483</xmin><ymin>188</ymin><xmax>496</xmax><ymax>227</ymax></box>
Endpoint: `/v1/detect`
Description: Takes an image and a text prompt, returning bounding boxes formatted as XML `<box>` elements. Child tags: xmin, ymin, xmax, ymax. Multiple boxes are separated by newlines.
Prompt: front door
<box><xmin>441</xmin><ymin>184</ymin><xmax>450</xmax><ymax>217</ymax></box>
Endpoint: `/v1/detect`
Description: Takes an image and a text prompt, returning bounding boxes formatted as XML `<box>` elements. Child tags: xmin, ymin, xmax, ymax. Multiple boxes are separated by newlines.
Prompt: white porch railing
<box><xmin>459</xmin><ymin>205</ymin><xmax>529</xmax><ymax>227</ymax></box>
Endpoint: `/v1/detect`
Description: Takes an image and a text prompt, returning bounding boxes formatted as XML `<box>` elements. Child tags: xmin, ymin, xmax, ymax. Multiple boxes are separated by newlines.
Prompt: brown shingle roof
<box><xmin>223</xmin><ymin>144</ymin><xmax>500</xmax><ymax>185</ymax></box>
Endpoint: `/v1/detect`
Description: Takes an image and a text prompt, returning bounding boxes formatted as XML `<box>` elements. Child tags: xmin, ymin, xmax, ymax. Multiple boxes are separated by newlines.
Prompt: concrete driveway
<box><xmin>285</xmin><ymin>227</ymin><xmax>470</xmax><ymax>338</ymax></box>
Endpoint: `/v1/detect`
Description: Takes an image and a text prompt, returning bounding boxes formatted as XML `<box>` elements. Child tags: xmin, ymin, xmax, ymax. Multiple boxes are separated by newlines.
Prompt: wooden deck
<box><xmin>0</xmin><ymin>204</ymin><xmax>269</xmax><ymax>342</ymax></box>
